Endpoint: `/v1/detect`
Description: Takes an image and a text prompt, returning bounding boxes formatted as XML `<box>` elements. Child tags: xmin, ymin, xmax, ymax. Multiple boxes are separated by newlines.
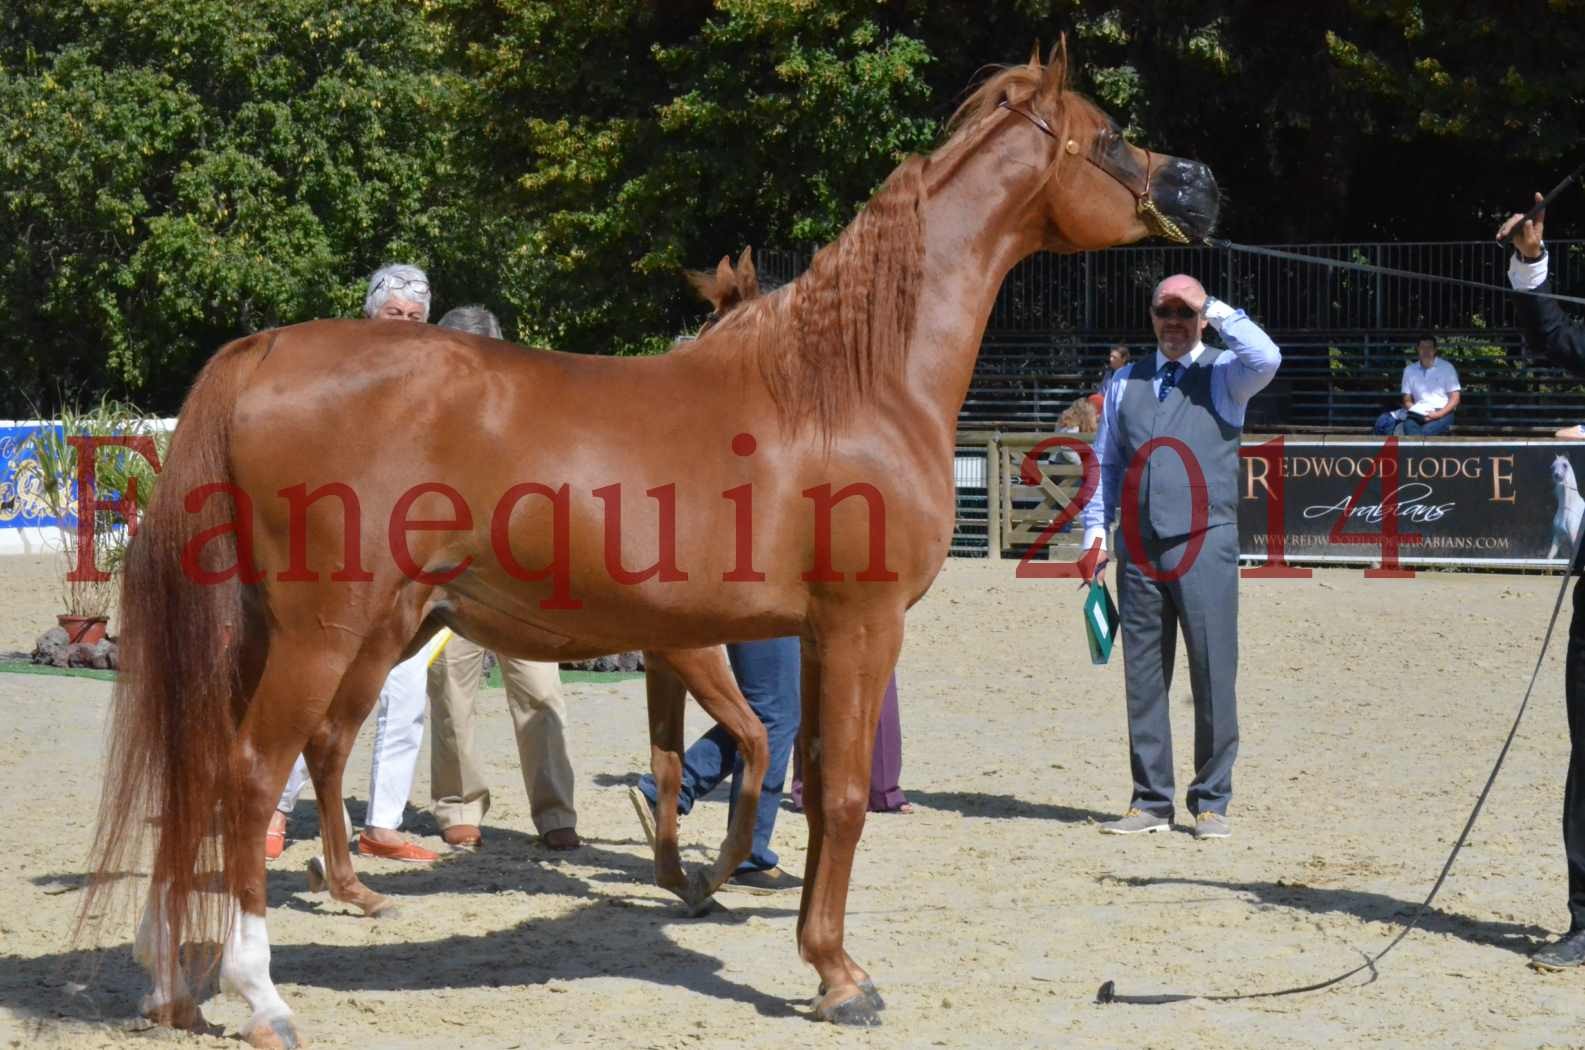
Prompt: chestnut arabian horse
<box><xmin>82</xmin><ymin>46</ymin><xmax>1218</xmax><ymax>1045</ymax></box>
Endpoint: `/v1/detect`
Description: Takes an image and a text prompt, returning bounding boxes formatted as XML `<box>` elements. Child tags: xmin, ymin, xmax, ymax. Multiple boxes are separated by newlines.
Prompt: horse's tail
<box><xmin>77</xmin><ymin>333</ymin><xmax>266</xmax><ymax>988</ymax></box>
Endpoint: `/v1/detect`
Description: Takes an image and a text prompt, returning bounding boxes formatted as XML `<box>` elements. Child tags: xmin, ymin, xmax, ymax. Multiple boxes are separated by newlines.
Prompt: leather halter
<box><xmin>996</xmin><ymin>99</ymin><xmax>1189</xmax><ymax>244</ymax></box>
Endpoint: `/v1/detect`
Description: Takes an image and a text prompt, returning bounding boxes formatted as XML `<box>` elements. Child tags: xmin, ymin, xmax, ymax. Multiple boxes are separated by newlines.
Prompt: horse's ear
<box><xmin>1027</xmin><ymin>39</ymin><xmax>1041</xmax><ymax>70</ymax></box>
<box><xmin>1041</xmin><ymin>34</ymin><xmax>1070</xmax><ymax>102</ymax></box>
<box><xmin>684</xmin><ymin>259</ymin><xmax>729</xmax><ymax>311</ymax></box>
<box><xmin>736</xmin><ymin>245</ymin><xmax>758</xmax><ymax>301</ymax></box>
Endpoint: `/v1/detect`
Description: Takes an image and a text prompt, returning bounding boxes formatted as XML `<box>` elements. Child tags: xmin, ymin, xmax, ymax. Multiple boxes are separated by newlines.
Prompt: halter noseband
<box><xmin>996</xmin><ymin>100</ymin><xmax>1189</xmax><ymax>244</ymax></box>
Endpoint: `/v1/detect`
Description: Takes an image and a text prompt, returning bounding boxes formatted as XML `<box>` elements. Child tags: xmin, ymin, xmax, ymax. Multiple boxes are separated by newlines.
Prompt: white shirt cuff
<box><xmin>1204</xmin><ymin>296</ymin><xmax>1236</xmax><ymax>333</ymax></box>
<box><xmin>1082</xmin><ymin>525</ymin><xmax>1108</xmax><ymax>553</ymax></box>
<box><xmin>1509</xmin><ymin>248</ymin><xmax>1548</xmax><ymax>291</ymax></box>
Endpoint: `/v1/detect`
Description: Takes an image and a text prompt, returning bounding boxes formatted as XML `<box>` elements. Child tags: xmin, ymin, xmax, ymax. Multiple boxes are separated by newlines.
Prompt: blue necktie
<box><xmin>1158</xmin><ymin>360</ymin><xmax>1182</xmax><ymax>402</ymax></box>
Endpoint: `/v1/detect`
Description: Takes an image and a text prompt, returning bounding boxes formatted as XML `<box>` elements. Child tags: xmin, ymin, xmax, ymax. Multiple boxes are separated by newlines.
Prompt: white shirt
<box><xmin>1080</xmin><ymin>298</ymin><xmax>1282</xmax><ymax>551</ymax></box>
<box><xmin>1509</xmin><ymin>247</ymin><xmax>1548</xmax><ymax>291</ymax></box>
<box><xmin>1401</xmin><ymin>358</ymin><xmax>1460</xmax><ymax>415</ymax></box>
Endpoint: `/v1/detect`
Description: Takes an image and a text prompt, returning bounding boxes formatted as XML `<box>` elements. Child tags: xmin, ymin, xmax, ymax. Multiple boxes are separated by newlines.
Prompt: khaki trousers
<box><xmin>428</xmin><ymin>634</ymin><xmax>576</xmax><ymax>835</ymax></box>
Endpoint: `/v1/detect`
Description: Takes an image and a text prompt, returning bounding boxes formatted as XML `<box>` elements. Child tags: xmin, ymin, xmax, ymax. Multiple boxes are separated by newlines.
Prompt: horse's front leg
<box><xmin>797</xmin><ymin>619</ymin><xmax>900</xmax><ymax>1027</ymax></box>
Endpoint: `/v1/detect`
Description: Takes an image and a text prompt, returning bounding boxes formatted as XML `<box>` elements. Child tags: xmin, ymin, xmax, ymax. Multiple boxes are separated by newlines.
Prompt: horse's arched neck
<box><xmin>905</xmin><ymin>127</ymin><xmax>1052</xmax><ymax>433</ymax></box>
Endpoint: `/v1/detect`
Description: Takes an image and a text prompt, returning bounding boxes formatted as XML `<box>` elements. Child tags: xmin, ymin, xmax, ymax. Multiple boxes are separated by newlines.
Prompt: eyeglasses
<box><xmin>1151</xmin><ymin>304</ymin><xmax>1198</xmax><ymax>320</ymax></box>
<box><xmin>375</xmin><ymin>274</ymin><xmax>430</xmax><ymax>298</ymax></box>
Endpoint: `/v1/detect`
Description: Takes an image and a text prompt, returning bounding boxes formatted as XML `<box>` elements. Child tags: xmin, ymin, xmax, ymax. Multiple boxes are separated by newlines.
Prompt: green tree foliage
<box><xmin>4</xmin><ymin>1</ymin><xmax>1584</xmax><ymax>412</ymax></box>
<box><xmin>450</xmin><ymin>0</ymin><xmax>938</xmax><ymax>354</ymax></box>
<box><xmin>0</xmin><ymin>0</ymin><xmax>481</xmax><ymax>411</ymax></box>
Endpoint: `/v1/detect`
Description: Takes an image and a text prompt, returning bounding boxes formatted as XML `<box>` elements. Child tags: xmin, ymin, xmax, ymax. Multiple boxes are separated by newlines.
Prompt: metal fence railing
<box><xmin>759</xmin><ymin>240</ymin><xmax>1585</xmax><ymax>433</ymax></box>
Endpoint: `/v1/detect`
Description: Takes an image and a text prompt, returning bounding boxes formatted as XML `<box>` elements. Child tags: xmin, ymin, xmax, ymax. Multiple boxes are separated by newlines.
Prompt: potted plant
<box><xmin>24</xmin><ymin>397</ymin><xmax>168</xmax><ymax>646</ymax></box>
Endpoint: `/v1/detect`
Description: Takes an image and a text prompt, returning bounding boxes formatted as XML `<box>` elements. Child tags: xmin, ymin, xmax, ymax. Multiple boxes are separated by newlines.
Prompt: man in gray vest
<box><xmin>1080</xmin><ymin>274</ymin><xmax>1281</xmax><ymax>840</ymax></box>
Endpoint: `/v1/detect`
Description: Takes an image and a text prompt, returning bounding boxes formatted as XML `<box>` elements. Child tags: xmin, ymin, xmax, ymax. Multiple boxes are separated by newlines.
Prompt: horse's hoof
<box><xmin>244</xmin><ymin>1013</ymin><xmax>305</xmax><ymax>1049</ymax></box>
<box><xmin>815</xmin><ymin>990</ymin><xmax>882</xmax><ymax>1027</ymax></box>
<box><xmin>818</xmin><ymin>978</ymin><xmax>884</xmax><ymax>1011</ymax></box>
<box><xmin>681</xmin><ymin>869</ymin><xmax>717</xmax><ymax>914</ymax></box>
<box><xmin>142</xmin><ymin>998</ymin><xmax>205</xmax><ymax>1031</ymax></box>
<box><xmin>304</xmin><ymin>857</ymin><xmax>325</xmax><ymax>894</ymax></box>
<box><xmin>364</xmin><ymin>897</ymin><xmax>399</xmax><ymax>920</ymax></box>
<box><xmin>684</xmin><ymin>895</ymin><xmax>725</xmax><ymax>918</ymax></box>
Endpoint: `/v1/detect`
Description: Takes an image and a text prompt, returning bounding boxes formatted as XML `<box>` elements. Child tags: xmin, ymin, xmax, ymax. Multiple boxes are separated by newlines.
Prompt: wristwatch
<box><xmin>1519</xmin><ymin>248</ymin><xmax>1546</xmax><ymax>264</ymax></box>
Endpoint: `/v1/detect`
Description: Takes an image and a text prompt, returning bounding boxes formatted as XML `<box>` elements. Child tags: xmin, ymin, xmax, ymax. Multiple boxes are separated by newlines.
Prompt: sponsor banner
<box><xmin>1239</xmin><ymin>438</ymin><xmax>1581</xmax><ymax>567</ymax></box>
<box><xmin>0</xmin><ymin>423</ymin><xmax>70</xmax><ymax>554</ymax></box>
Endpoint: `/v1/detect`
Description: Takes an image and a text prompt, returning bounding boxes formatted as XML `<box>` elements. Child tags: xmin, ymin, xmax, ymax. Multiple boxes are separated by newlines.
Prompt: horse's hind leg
<box><xmin>300</xmin><ymin>722</ymin><xmax>394</xmax><ymax>918</ymax></box>
<box><xmin>658</xmin><ymin>645</ymin><xmax>771</xmax><ymax>908</ymax></box>
<box><xmin>217</xmin><ymin>639</ymin><xmax>353</xmax><ymax>1049</ymax></box>
<box><xmin>298</xmin><ymin>635</ymin><xmax>442</xmax><ymax>917</ymax></box>
<box><xmin>132</xmin><ymin>882</ymin><xmax>204</xmax><ymax>1030</ymax></box>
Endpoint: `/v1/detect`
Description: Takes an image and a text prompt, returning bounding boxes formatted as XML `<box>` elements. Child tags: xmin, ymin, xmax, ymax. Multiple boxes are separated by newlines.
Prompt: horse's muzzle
<box><xmin>1149</xmin><ymin>159</ymin><xmax>1219</xmax><ymax>243</ymax></box>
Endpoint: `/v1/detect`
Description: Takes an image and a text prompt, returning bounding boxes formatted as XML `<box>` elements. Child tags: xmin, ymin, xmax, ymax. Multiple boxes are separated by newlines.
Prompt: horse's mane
<box><xmin>690</xmin><ymin>42</ymin><xmax>1073</xmax><ymax>442</ymax></box>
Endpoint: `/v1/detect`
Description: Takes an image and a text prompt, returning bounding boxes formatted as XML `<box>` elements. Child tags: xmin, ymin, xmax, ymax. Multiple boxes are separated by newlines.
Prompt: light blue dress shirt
<box><xmin>1081</xmin><ymin>298</ymin><xmax>1282</xmax><ymax>550</ymax></box>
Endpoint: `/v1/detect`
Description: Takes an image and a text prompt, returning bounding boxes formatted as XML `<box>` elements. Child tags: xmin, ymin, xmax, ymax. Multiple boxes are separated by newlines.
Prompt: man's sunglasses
<box><xmin>1151</xmin><ymin>304</ymin><xmax>1199</xmax><ymax>320</ymax></box>
<box><xmin>376</xmin><ymin>274</ymin><xmax>430</xmax><ymax>298</ymax></box>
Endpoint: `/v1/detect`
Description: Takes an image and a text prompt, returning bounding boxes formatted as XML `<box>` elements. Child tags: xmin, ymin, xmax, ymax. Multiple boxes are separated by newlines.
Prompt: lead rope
<box><xmin>1097</xmin><ymin>502</ymin><xmax>1582</xmax><ymax>1006</ymax></box>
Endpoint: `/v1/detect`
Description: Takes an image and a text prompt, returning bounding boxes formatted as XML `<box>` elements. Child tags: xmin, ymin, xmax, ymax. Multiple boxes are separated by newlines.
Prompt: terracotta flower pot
<box><xmin>58</xmin><ymin>614</ymin><xmax>109</xmax><ymax>646</ymax></box>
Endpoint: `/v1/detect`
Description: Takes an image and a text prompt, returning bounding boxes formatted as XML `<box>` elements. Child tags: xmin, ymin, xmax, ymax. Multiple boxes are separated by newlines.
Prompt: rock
<box><xmin>559</xmin><ymin>651</ymin><xmax>644</xmax><ymax>673</ymax></box>
<box><xmin>87</xmin><ymin>640</ymin><xmax>117</xmax><ymax>670</ymax></box>
<box><xmin>31</xmin><ymin>627</ymin><xmax>69</xmax><ymax>667</ymax></box>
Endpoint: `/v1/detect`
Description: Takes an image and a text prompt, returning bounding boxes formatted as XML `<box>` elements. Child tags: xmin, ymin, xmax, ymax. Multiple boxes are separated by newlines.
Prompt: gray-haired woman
<box><xmin>364</xmin><ymin>263</ymin><xmax>433</xmax><ymax>322</ymax></box>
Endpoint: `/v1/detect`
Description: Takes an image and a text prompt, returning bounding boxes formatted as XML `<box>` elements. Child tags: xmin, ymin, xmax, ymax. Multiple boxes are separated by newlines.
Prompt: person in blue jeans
<box><xmin>633</xmin><ymin>636</ymin><xmax>802</xmax><ymax>893</ymax></box>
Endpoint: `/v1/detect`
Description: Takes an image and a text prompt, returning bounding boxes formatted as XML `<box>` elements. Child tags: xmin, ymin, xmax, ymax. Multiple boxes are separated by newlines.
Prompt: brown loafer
<box><xmin>441</xmin><ymin>824</ymin><xmax>483</xmax><ymax>849</ymax></box>
<box><xmin>542</xmin><ymin>827</ymin><xmax>581</xmax><ymax>851</ymax></box>
<box><xmin>356</xmin><ymin>831</ymin><xmax>439</xmax><ymax>864</ymax></box>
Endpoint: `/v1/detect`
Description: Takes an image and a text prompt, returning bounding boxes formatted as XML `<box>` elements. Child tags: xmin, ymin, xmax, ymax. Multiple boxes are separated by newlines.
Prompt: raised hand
<box><xmin>1497</xmin><ymin>191</ymin><xmax>1546</xmax><ymax>257</ymax></box>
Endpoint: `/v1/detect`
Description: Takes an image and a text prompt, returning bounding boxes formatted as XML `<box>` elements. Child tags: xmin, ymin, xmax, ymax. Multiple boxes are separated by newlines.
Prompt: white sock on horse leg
<box><xmin>220</xmin><ymin>902</ymin><xmax>292</xmax><ymax>1031</ymax></box>
<box><xmin>134</xmin><ymin>885</ymin><xmax>191</xmax><ymax>1014</ymax></box>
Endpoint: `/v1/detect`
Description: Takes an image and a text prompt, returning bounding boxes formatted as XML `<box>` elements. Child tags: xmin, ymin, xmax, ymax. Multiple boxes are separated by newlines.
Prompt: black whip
<box><xmin>1199</xmin><ymin>241</ymin><xmax>1585</xmax><ymax>307</ymax></box>
<box><xmin>1204</xmin><ymin>158</ymin><xmax>1585</xmax><ymax>306</ymax></box>
<box><xmin>1497</xmin><ymin>157</ymin><xmax>1585</xmax><ymax>244</ymax></box>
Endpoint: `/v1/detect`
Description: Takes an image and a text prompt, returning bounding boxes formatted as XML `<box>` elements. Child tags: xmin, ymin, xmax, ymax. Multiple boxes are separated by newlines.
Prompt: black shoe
<box><xmin>725</xmin><ymin>866</ymin><xmax>803</xmax><ymax>894</ymax></box>
<box><xmin>1531</xmin><ymin>929</ymin><xmax>1585</xmax><ymax>970</ymax></box>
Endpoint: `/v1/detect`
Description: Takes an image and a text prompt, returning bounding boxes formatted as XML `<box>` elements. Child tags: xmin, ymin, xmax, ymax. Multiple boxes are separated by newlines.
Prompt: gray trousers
<box><xmin>1117</xmin><ymin>522</ymin><xmax>1239</xmax><ymax>818</ymax></box>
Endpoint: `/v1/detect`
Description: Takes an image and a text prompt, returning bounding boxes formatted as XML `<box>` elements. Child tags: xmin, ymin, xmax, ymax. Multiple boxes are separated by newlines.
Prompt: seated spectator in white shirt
<box><xmin>1373</xmin><ymin>336</ymin><xmax>1460</xmax><ymax>436</ymax></box>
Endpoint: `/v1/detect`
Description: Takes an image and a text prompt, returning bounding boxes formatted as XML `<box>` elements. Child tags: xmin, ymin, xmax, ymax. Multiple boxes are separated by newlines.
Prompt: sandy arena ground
<box><xmin>2</xmin><ymin>551</ymin><xmax>1585</xmax><ymax>1049</ymax></box>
